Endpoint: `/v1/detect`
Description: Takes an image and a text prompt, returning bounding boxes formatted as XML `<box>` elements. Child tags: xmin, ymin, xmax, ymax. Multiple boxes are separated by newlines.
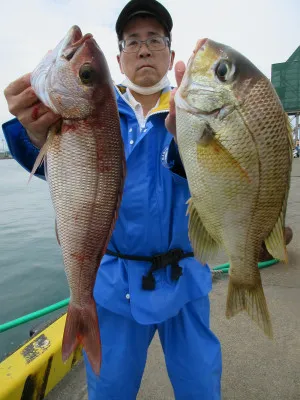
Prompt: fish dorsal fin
<box><xmin>186</xmin><ymin>197</ymin><xmax>219</xmax><ymax>263</ymax></box>
<box><xmin>27</xmin><ymin>124</ymin><xmax>58</xmax><ymax>184</ymax></box>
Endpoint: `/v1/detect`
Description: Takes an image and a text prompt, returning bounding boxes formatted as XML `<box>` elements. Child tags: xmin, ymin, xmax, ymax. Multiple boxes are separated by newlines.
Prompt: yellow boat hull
<box><xmin>0</xmin><ymin>314</ymin><xmax>82</xmax><ymax>400</ymax></box>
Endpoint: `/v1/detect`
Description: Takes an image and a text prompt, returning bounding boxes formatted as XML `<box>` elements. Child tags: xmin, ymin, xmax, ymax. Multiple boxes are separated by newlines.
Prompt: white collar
<box><xmin>124</xmin><ymin>88</ymin><xmax>160</xmax><ymax>110</ymax></box>
<box><xmin>125</xmin><ymin>88</ymin><xmax>142</xmax><ymax>109</ymax></box>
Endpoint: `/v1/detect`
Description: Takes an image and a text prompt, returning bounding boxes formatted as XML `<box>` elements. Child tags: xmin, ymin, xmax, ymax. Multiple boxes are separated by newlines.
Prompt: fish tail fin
<box><xmin>226</xmin><ymin>277</ymin><xmax>273</xmax><ymax>338</ymax></box>
<box><xmin>62</xmin><ymin>299</ymin><xmax>101</xmax><ymax>375</ymax></box>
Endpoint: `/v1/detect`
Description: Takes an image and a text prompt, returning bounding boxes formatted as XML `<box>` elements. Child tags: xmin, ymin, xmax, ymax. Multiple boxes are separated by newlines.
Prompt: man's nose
<box><xmin>138</xmin><ymin>42</ymin><xmax>151</xmax><ymax>57</ymax></box>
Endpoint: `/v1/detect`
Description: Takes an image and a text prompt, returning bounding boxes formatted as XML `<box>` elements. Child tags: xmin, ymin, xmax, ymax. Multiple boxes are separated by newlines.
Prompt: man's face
<box><xmin>117</xmin><ymin>16</ymin><xmax>175</xmax><ymax>87</ymax></box>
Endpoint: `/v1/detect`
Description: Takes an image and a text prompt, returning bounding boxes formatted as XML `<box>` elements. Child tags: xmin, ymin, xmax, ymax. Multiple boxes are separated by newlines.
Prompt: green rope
<box><xmin>0</xmin><ymin>298</ymin><xmax>70</xmax><ymax>333</ymax></box>
<box><xmin>0</xmin><ymin>258</ymin><xmax>280</xmax><ymax>334</ymax></box>
<box><xmin>212</xmin><ymin>258</ymin><xmax>279</xmax><ymax>271</ymax></box>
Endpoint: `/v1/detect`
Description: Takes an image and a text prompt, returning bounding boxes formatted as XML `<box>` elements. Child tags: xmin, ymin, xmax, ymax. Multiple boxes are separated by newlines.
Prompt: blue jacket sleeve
<box><xmin>167</xmin><ymin>138</ymin><xmax>186</xmax><ymax>179</ymax></box>
<box><xmin>2</xmin><ymin>118</ymin><xmax>46</xmax><ymax>180</ymax></box>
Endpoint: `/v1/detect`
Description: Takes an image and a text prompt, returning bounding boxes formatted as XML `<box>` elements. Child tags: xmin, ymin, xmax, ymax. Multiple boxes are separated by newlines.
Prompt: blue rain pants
<box><xmin>84</xmin><ymin>295</ymin><xmax>222</xmax><ymax>400</ymax></box>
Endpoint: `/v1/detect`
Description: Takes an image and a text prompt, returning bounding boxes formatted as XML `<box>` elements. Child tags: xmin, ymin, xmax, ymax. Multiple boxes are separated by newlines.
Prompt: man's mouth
<box><xmin>137</xmin><ymin>65</ymin><xmax>154</xmax><ymax>71</ymax></box>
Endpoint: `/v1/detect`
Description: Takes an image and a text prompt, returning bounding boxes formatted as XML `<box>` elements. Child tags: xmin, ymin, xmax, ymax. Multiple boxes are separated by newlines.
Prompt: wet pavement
<box><xmin>46</xmin><ymin>159</ymin><xmax>300</xmax><ymax>400</ymax></box>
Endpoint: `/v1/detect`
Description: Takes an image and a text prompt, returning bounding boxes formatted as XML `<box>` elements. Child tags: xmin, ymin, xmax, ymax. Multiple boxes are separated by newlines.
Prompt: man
<box><xmin>3</xmin><ymin>1</ymin><xmax>222</xmax><ymax>398</ymax></box>
<box><xmin>2</xmin><ymin>1</ymin><xmax>292</xmax><ymax>399</ymax></box>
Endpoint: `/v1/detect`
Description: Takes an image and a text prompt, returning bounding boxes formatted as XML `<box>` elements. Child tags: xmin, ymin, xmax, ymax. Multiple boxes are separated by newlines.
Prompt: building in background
<box><xmin>0</xmin><ymin>138</ymin><xmax>11</xmax><ymax>159</ymax></box>
<box><xmin>271</xmin><ymin>46</ymin><xmax>300</xmax><ymax>146</ymax></box>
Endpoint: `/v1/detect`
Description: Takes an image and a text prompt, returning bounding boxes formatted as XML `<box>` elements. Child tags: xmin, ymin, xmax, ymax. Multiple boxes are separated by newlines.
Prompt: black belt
<box><xmin>106</xmin><ymin>248</ymin><xmax>194</xmax><ymax>290</ymax></box>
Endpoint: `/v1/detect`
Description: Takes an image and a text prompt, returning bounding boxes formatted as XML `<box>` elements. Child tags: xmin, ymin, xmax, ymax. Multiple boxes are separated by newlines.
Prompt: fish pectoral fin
<box><xmin>186</xmin><ymin>197</ymin><xmax>219</xmax><ymax>263</ymax></box>
<box><xmin>197</xmin><ymin>121</ymin><xmax>215</xmax><ymax>146</ymax></box>
<box><xmin>226</xmin><ymin>276</ymin><xmax>273</xmax><ymax>338</ymax></box>
<box><xmin>264</xmin><ymin>212</ymin><xmax>288</xmax><ymax>263</ymax></box>
<box><xmin>27</xmin><ymin>125</ymin><xmax>57</xmax><ymax>184</ymax></box>
<box><xmin>197</xmin><ymin>135</ymin><xmax>251</xmax><ymax>183</ymax></box>
<box><xmin>62</xmin><ymin>299</ymin><xmax>101</xmax><ymax>376</ymax></box>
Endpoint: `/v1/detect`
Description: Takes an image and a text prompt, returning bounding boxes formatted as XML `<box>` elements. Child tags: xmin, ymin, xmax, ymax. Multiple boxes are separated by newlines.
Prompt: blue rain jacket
<box><xmin>2</xmin><ymin>85</ymin><xmax>212</xmax><ymax>325</ymax></box>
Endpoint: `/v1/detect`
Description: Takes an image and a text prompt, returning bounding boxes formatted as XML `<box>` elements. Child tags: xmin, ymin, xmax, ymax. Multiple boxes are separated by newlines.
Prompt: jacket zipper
<box><xmin>114</xmin><ymin>86</ymin><xmax>172</xmax><ymax>252</ymax></box>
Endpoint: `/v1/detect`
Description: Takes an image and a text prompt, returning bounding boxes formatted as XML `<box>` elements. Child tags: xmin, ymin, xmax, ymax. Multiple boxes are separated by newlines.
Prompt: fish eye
<box><xmin>79</xmin><ymin>64</ymin><xmax>95</xmax><ymax>85</ymax></box>
<box><xmin>215</xmin><ymin>61</ymin><xmax>231</xmax><ymax>82</ymax></box>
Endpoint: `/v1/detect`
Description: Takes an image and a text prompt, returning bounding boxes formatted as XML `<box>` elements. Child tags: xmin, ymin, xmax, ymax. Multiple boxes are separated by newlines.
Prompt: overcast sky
<box><xmin>0</xmin><ymin>0</ymin><xmax>299</xmax><ymax>147</ymax></box>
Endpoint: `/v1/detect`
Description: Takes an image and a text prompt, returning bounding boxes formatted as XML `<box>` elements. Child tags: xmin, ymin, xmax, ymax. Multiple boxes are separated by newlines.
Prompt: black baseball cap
<box><xmin>116</xmin><ymin>0</ymin><xmax>173</xmax><ymax>40</ymax></box>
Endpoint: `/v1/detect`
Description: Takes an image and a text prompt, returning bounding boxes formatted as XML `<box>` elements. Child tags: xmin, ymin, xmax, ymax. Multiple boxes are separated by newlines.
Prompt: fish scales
<box><xmin>49</xmin><ymin>117</ymin><xmax>123</xmax><ymax>304</ymax></box>
<box><xmin>175</xmin><ymin>38</ymin><xmax>293</xmax><ymax>337</ymax></box>
<box><xmin>30</xmin><ymin>26</ymin><xmax>125</xmax><ymax>375</ymax></box>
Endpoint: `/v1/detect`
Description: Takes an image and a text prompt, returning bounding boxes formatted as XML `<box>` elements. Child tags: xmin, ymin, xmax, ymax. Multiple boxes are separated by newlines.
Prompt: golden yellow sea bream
<box><xmin>175</xmin><ymin>38</ymin><xmax>293</xmax><ymax>336</ymax></box>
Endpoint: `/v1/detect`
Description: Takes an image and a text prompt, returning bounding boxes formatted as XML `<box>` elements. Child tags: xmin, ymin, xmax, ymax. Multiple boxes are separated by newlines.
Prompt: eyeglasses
<box><xmin>119</xmin><ymin>36</ymin><xmax>170</xmax><ymax>53</ymax></box>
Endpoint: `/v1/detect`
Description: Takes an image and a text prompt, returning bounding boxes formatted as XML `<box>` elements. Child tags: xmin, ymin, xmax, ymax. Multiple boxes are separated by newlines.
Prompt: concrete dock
<box><xmin>46</xmin><ymin>159</ymin><xmax>300</xmax><ymax>400</ymax></box>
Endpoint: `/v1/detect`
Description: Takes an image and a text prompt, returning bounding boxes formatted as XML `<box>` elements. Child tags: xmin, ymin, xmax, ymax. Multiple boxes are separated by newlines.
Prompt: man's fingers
<box><xmin>8</xmin><ymin>87</ymin><xmax>40</xmax><ymax>115</ymax></box>
<box><xmin>17</xmin><ymin>87</ymin><xmax>40</xmax><ymax>108</ymax></box>
<box><xmin>166</xmin><ymin>61</ymin><xmax>186</xmax><ymax>137</ymax></box>
<box><xmin>4</xmin><ymin>73</ymin><xmax>31</xmax><ymax>97</ymax></box>
<box><xmin>27</xmin><ymin>111</ymin><xmax>61</xmax><ymax>134</ymax></box>
<box><xmin>174</xmin><ymin>61</ymin><xmax>186</xmax><ymax>88</ymax></box>
<box><xmin>18</xmin><ymin>103</ymin><xmax>53</xmax><ymax>126</ymax></box>
<box><xmin>168</xmin><ymin>88</ymin><xmax>177</xmax><ymax>116</ymax></box>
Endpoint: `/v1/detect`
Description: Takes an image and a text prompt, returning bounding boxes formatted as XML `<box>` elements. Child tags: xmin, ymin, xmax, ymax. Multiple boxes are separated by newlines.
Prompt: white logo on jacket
<box><xmin>161</xmin><ymin>146</ymin><xmax>174</xmax><ymax>169</ymax></box>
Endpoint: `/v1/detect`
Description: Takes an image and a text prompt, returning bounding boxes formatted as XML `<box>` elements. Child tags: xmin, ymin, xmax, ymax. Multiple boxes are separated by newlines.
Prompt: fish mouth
<box><xmin>176</xmin><ymin>80</ymin><xmax>217</xmax><ymax>114</ymax></box>
<box><xmin>175</xmin><ymin>90</ymin><xmax>199</xmax><ymax>114</ymax></box>
<box><xmin>175</xmin><ymin>90</ymin><xmax>231</xmax><ymax>119</ymax></box>
<box><xmin>61</xmin><ymin>25</ymin><xmax>94</xmax><ymax>61</ymax></box>
<box><xmin>187</xmin><ymin>81</ymin><xmax>216</xmax><ymax>95</ymax></box>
